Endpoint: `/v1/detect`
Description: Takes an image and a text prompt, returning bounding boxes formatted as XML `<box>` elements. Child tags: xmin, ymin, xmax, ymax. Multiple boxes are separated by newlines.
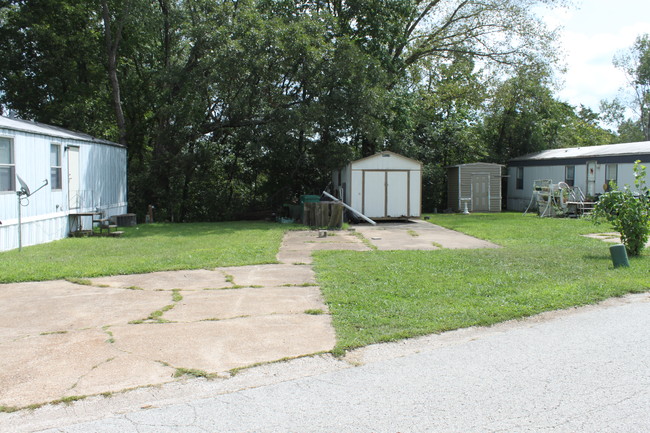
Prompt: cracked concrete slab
<box><xmin>165</xmin><ymin>287</ymin><xmax>327</xmax><ymax>322</ymax></box>
<box><xmin>90</xmin><ymin>269</ymin><xmax>231</xmax><ymax>291</ymax></box>
<box><xmin>219</xmin><ymin>264</ymin><xmax>316</xmax><ymax>287</ymax></box>
<box><xmin>110</xmin><ymin>315</ymin><xmax>335</xmax><ymax>373</ymax></box>
<box><xmin>0</xmin><ymin>282</ymin><xmax>169</xmax><ymax>341</ymax></box>
<box><xmin>354</xmin><ymin>219</ymin><xmax>500</xmax><ymax>250</ymax></box>
<box><xmin>0</xmin><ymin>329</ymin><xmax>118</xmax><ymax>407</ymax></box>
<box><xmin>277</xmin><ymin>230</ymin><xmax>370</xmax><ymax>264</ymax></box>
<box><xmin>66</xmin><ymin>354</ymin><xmax>176</xmax><ymax>400</ymax></box>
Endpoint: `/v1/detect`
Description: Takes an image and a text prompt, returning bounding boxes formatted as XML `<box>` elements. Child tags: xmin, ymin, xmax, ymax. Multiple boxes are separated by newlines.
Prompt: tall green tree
<box><xmin>0</xmin><ymin>0</ymin><xmax>114</xmax><ymax>137</ymax></box>
<box><xmin>601</xmin><ymin>34</ymin><xmax>650</xmax><ymax>142</ymax></box>
<box><xmin>0</xmin><ymin>0</ymin><xmax>568</xmax><ymax>221</ymax></box>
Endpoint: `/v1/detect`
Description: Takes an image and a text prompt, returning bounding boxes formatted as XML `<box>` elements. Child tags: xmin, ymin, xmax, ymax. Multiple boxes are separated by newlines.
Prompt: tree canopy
<box><xmin>0</xmin><ymin>0</ymin><xmax>626</xmax><ymax>216</ymax></box>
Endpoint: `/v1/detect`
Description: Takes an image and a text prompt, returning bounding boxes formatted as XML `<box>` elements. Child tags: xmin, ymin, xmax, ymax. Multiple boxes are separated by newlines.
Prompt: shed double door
<box><xmin>363</xmin><ymin>170</ymin><xmax>408</xmax><ymax>218</ymax></box>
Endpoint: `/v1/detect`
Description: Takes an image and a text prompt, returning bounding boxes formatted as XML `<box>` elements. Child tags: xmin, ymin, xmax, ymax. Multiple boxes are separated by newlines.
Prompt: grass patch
<box><xmin>282</xmin><ymin>283</ymin><xmax>316</xmax><ymax>287</ymax></box>
<box><xmin>304</xmin><ymin>309</ymin><xmax>325</xmax><ymax>315</ymax></box>
<box><xmin>0</xmin><ymin>221</ymin><xmax>286</xmax><ymax>283</ymax></box>
<box><xmin>65</xmin><ymin>278</ymin><xmax>92</xmax><ymax>286</ymax></box>
<box><xmin>0</xmin><ymin>405</ymin><xmax>20</xmax><ymax>413</ymax></box>
<box><xmin>352</xmin><ymin>231</ymin><xmax>377</xmax><ymax>251</ymax></box>
<box><xmin>314</xmin><ymin>213</ymin><xmax>650</xmax><ymax>355</ymax></box>
<box><xmin>102</xmin><ymin>326</ymin><xmax>115</xmax><ymax>344</ymax></box>
<box><xmin>39</xmin><ymin>330</ymin><xmax>68</xmax><ymax>336</ymax></box>
<box><xmin>131</xmin><ymin>288</ymin><xmax>184</xmax><ymax>324</ymax></box>
<box><xmin>174</xmin><ymin>368</ymin><xmax>219</xmax><ymax>379</ymax></box>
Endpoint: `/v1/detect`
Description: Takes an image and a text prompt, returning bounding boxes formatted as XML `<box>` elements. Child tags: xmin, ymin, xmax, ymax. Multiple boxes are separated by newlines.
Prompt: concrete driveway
<box><xmin>354</xmin><ymin>219</ymin><xmax>499</xmax><ymax>250</ymax></box>
<box><xmin>0</xmin><ymin>221</ymin><xmax>496</xmax><ymax>410</ymax></box>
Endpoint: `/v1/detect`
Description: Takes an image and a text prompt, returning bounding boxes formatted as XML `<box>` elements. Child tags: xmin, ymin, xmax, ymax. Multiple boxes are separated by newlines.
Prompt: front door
<box><xmin>471</xmin><ymin>174</ymin><xmax>490</xmax><ymax>211</ymax></box>
<box><xmin>586</xmin><ymin>161</ymin><xmax>596</xmax><ymax>197</ymax></box>
<box><xmin>67</xmin><ymin>146</ymin><xmax>80</xmax><ymax>209</ymax></box>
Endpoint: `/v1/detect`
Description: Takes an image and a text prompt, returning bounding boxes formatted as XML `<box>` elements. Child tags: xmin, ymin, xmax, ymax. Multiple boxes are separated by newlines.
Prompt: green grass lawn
<box><xmin>0</xmin><ymin>221</ymin><xmax>287</xmax><ymax>283</ymax></box>
<box><xmin>313</xmin><ymin>213</ymin><xmax>650</xmax><ymax>355</ymax></box>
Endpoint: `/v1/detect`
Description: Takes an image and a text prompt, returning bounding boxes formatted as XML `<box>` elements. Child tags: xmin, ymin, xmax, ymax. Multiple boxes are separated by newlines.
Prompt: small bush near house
<box><xmin>592</xmin><ymin>161</ymin><xmax>650</xmax><ymax>256</ymax></box>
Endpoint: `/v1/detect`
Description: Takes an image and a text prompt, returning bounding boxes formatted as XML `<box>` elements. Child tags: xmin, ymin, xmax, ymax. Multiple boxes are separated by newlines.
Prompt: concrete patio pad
<box><xmin>166</xmin><ymin>286</ymin><xmax>328</xmax><ymax>322</ymax></box>
<box><xmin>0</xmin><ymin>329</ymin><xmax>175</xmax><ymax>408</ymax></box>
<box><xmin>219</xmin><ymin>264</ymin><xmax>316</xmax><ymax>287</ymax></box>
<box><xmin>0</xmin><ymin>262</ymin><xmax>333</xmax><ymax>409</ymax></box>
<box><xmin>111</xmin><ymin>315</ymin><xmax>335</xmax><ymax>374</ymax></box>
<box><xmin>0</xmin><ymin>281</ymin><xmax>168</xmax><ymax>340</ymax></box>
<box><xmin>90</xmin><ymin>269</ymin><xmax>231</xmax><ymax>290</ymax></box>
<box><xmin>277</xmin><ymin>230</ymin><xmax>370</xmax><ymax>264</ymax></box>
<box><xmin>354</xmin><ymin>219</ymin><xmax>500</xmax><ymax>250</ymax></box>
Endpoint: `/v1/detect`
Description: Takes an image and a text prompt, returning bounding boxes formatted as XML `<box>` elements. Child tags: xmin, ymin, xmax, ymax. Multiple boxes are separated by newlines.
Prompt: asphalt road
<box><xmin>13</xmin><ymin>293</ymin><xmax>650</xmax><ymax>433</ymax></box>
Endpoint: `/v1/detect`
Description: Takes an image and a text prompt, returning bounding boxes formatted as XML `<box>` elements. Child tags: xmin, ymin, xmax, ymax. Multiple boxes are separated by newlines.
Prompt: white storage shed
<box><xmin>0</xmin><ymin>116</ymin><xmax>127</xmax><ymax>251</ymax></box>
<box><xmin>507</xmin><ymin>141</ymin><xmax>650</xmax><ymax>211</ymax></box>
<box><xmin>332</xmin><ymin>151</ymin><xmax>422</xmax><ymax>219</ymax></box>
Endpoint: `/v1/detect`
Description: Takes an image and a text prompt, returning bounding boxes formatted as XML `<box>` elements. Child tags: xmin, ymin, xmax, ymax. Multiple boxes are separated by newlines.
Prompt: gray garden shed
<box><xmin>447</xmin><ymin>163</ymin><xmax>504</xmax><ymax>212</ymax></box>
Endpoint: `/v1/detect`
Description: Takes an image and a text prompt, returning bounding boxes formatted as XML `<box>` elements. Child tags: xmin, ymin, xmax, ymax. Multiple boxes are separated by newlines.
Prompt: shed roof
<box><xmin>349</xmin><ymin>150</ymin><xmax>422</xmax><ymax>167</ymax></box>
<box><xmin>447</xmin><ymin>162</ymin><xmax>505</xmax><ymax>168</ymax></box>
<box><xmin>510</xmin><ymin>141</ymin><xmax>650</xmax><ymax>163</ymax></box>
<box><xmin>0</xmin><ymin>115</ymin><xmax>122</xmax><ymax>147</ymax></box>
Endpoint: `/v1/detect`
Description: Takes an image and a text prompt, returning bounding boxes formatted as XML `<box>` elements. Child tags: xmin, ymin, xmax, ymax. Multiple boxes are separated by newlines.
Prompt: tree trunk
<box><xmin>101</xmin><ymin>0</ymin><xmax>128</xmax><ymax>146</ymax></box>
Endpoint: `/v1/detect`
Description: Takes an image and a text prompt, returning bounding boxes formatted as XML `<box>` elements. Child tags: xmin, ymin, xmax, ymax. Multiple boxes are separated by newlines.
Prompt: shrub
<box><xmin>592</xmin><ymin>161</ymin><xmax>650</xmax><ymax>256</ymax></box>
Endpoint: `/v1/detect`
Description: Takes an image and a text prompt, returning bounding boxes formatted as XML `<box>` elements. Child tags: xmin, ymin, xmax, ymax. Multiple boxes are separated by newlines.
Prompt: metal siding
<box><xmin>447</xmin><ymin>167</ymin><xmax>459</xmax><ymax>211</ymax></box>
<box><xmin>410</xmin><ymin>169</ymin><xmax>421</xmax><ymax>217</ymax></box>
<box><xmin>490</xmin><ymin>167</ymin><xmax>502</xmax><ymax>211</ymax></box>
<box><xmin>504</xmin><ymin>162</ymin><xmax>650</xmax><ymax>211</ymax></box>
<box><xmin>0</xmin><ymin>125</ymin><xmax>127</xmax><ymax>252</ymax></box>
<box><xmin>460</xmin><ymin>166</ymin><xmax>472</xmax><ymax>201</ymax></box>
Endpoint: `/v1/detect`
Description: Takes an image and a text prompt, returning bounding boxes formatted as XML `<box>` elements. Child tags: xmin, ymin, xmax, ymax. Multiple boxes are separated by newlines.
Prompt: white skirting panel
<box><xmin>0</xmin><ymin>204</ymin><xmax>127</xmax><ymax>252</ymax></box>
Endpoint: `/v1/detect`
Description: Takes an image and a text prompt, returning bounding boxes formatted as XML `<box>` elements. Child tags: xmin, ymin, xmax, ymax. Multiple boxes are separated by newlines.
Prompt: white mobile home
<box><xmin>507</xmin><ymin>141</ymin><xmax>650</xmax><ymax>211</ymax></box>
<box><xmin>0</xmin><ymin>116</ymin><xmax>127</xmax><ymax>251</ymax></box>
<box><xmin>332</xmin><ymin>151</ymin><xmax>421</xmax><ymax>219</ymax></box>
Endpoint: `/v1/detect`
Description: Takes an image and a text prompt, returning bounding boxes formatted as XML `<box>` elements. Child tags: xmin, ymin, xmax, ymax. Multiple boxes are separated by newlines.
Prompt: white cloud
<box><xmin>541</xmin><ymin>1</ymin><xmax>650</xmax><ymax>111</ymax></box>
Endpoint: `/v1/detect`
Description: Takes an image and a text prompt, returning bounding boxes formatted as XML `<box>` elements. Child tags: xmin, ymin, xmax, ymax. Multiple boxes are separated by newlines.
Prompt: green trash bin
<box><xmin>609</xmin><ymin>244</ymin><xmax>630</xmax><ymax>268</ymax></box>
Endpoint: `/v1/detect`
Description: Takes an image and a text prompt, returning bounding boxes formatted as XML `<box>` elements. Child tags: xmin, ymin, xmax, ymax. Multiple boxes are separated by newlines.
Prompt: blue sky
<box><xmin>543</xmin><ymin>0</ymin><xmax>650</xmax><ymax>112</ymax></box>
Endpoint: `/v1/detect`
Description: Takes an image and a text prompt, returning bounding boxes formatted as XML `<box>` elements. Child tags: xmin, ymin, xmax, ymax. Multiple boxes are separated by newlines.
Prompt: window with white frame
<box><xmin>565</xmin><ymin>165</ymin><xmax>575</xmax><ymax>187</ymax></box>
<box><xmin>605</xmin><ymin>164</ymin><xmax>618</xmax><ymax>190</ymax></box>
<box><xmin>0</xmin><ymin>136</ymin><xmax>15</xmax><ymax>192</ymax></box>
<box><xmin>50</xmin><ymin>144</ymin><xmax>62</xmax><ymax>190</ymax></box>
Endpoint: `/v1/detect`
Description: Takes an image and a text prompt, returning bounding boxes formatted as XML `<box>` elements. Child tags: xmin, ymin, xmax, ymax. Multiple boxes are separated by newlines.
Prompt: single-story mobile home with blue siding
<box><xmin>0</xmin><ymin>116</ymin><xmax>127</xmax><ymax>251</ymax></box>
<box><xmin>506</xmin><ymin>141</ymin><xmax>650</xmax><ymax>211</ymax></box>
